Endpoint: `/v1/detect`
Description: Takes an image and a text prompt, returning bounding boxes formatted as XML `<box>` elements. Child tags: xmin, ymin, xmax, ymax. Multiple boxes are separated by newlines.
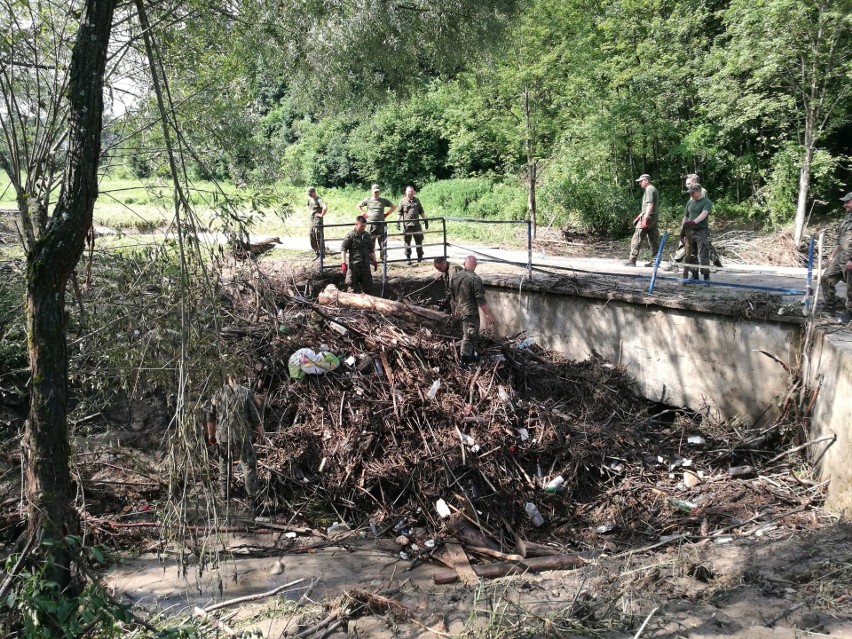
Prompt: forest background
<box><xmin>71</xmin><ymin>0</ymin><xmax>852</xmax><ymax>243</ymax></box>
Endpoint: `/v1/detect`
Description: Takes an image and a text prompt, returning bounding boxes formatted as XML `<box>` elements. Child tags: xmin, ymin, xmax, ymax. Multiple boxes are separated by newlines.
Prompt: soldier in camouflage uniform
<box><xmin>206</xmin><ymin>376</ymin><xmax>263</xmax><ymax>506</ymax></box>
<box><xmin>397</xmin><ymin>185</ymin><xmax>428</xmax><ymax>264</ymax></box>
<box><xmin>819</xmin><ymin>192</ymin><xmax>852</xmax><ymax>323</ymax></box>
<box><xmin>669</xmin><ymin>175</ymin><xmax>722</xmax><ymax>269</ymax></box>
<box><xmin>341</xmin><ymin>215</ymin><xmax>377</xmax><ymax>294</ymax></box>
<box><xmin>433</xmin><ymin>256</ymin><xmax>462</xmax><ymax>312</ymax></box>
<box><xmin>449</xmin><ymin>256</ymin><xmax>496</xmax><ymax>368</ymax></box>
<box><xmin>307</xmin><ymin>187</ymin><xmax>328</xmax><ymax>260</ymax></box>
<box><xmin>681</xmin><ymin>183</ymin><xmax>713</xmax><ymax>280</ymax></box>
<box><xmin>358</xmin><ymin>184</ymin><xmax>396</xmax><ymax>261</ymax></box>
<box><xmin>625</xmin><ymin>174</ymin><xmax>660</xmax><ymax>266</ymax></box>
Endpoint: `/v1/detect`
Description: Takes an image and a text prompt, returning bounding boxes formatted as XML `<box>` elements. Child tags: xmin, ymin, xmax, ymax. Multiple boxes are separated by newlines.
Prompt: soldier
<box><xmin>682</xmin><ymin>183</ymin><xmax>713</xmax><ymax>281</ymax></box>
<box><xmin>205</xmin><ymin>376</ymin><xmax>263</xmax><ymax>510</ymax></box>
<box><xmin>307</xmin><ymin>187</ymin><xmax>328</xmax><ymax>260</ymax></box>
<box><xmin>818</xmin><ymin>192</ymin><xmax>852</xmax><ymax>323</ymax></box>
<box><xmin>669</xmin><ymin>174</ymin><xmax>722</xmax><ymax>269</ymax></box>
<box><xmin>397</xmin><ymin>185</ymin><xmax>428</xmax><ymax>264</ymax></box>
<box><xmin>433</xmin><ymin>256</ymin><xmax>462</xmax><ymax>312</ymax></box>
<box><xmin>450</xmin><ymin>255</ymin><xmax>496</xmax><ymax>368</ymax></box>
<box><xmin>625</xmin><ymin>174</ymin><xmax>660</xmax><ymax>267</ymax></box>
<box><xmin>340</xmin><ymin>215</ymin><xmax>378</xmax><ymax>294</ymax></box>
<box><xmin>358</xmin><ymin>184</ymin><xmax>396</xmax><ymax>261</ymax></box>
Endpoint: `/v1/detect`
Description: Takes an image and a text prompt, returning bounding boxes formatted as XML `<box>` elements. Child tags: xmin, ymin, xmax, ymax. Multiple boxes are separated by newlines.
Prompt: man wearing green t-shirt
<box><xmin>358</xmin><ymin>184</ymin><xmax>396</xmax><ymax>261</ymax></box>
<box><xmin>625</xmin><ymin>174</ymin><xmax>660</xmax><ymax>266</ymax></box>
<box><xmin>682</xmin><ymin>183</ymin><xmax>713</xmax><ymax>281</ymax></box>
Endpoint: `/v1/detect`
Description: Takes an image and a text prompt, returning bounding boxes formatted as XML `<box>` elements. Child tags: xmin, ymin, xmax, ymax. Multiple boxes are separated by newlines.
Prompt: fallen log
<box><xmin>432</xmin><ymin>552</ymin><xmax>593</xmax><ymax>585</ymax></box>
<box><xmin>318</xmin><ymin>284</ymin><xmax>448</xmax><ymax>322</ymax></box>
<box><xmin>446</xmin><ymin>514</ymin><xmax>500</xmax><ymax>551</ymax></box>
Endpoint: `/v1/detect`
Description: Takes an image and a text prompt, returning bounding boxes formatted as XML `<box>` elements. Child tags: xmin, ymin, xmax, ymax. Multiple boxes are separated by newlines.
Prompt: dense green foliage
<box><xmin>112</xmin><ymin>0</ymin><xmax>851</xmax><ymax>236</ymax></box>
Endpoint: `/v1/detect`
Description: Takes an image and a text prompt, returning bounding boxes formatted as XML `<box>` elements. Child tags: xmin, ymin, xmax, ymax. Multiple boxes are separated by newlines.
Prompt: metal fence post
<box><xmin>442</xmin><ymin>218</ymin><xmax>447</xmax><ymax>261</ymax></box>
<box><xmin>648</xmin><ymin>231</ymin><xmax>668</xmax><ymax>295</ymax></box>
<box><xmin>527</xmin><ymin>219</ymin><xmax>533</xmax><ymax>280</ymax></box>
<box><xmin>318</xmin><ymin>221</ymin><xmax>325</xmax><ymax>271</ymax></box>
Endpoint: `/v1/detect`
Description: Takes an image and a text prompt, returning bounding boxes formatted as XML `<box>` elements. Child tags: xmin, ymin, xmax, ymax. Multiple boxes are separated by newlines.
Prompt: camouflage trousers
<box><xmin>460</xmin><ymin>314</ymin><xmax>480</xmax><ymax>357</ymax></box>
<box><xmin>402</xmin><ymin>224</ymin><xmax>424</xmax><ymax>260</ymax></box>
<box><xmin>369</xmin><ymin>224</ymin><xmax>387</xmax><ymax>261</ymax></box>
<box><xmin>820</xmin><ymin>252</ymin><xmax>851</xmax><ymax>310</ymax></box>
<box><xmin>309</xmin><ymin>220</ymin><xmax>323</xmax><ymax>253</ymax></box>
<box><xmin>346</xmin><ymin>263</ymin><xmax>373</xmax><ymax>294</ymax></box>
<box><xmin>682</xmin><ymin>227</ymin><xmax>711</xmax><ymax>277</ymax></box>
<box><xmin>629</xmin><ymin>222</ymin><xmax>660</xmax><ymax>261</ymax></box>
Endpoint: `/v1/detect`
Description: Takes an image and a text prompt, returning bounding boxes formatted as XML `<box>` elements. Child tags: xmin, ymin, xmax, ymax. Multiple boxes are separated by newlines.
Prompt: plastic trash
<box><xmin>687</xmin><ymin>435</ymin><xmax>706</xmax><ymax>445</ymax></box>
<box><xmin>427</xmin><ymin>379</ymin><xmax>441</xmax><ymax>399</ymax></box>
<box><xmin>288</xmin><ymin>348</ymin><xmax>340</xmax><ymax>379</ymax></box>
<box><xmin>516</xmin><ymin>337</ymin><xmax>535</xmax><ymax>350</ymax></box>
<box><xmin>595</xmin><ymin>524</ymin><xmax>617</xmax><ymax>534</ymax></box>
<box><xmin>525</xmin><ymin>502</ymin><xmax>545</xmax><ymax>527</ymax></box>
<box><xmin>435</xmin><ymin>498</ymin><xmax>451</xmax><ymax>519</ymax></box>
<box><xmin>517</xmin><ymin>428</ymin><xmax>530</xmax><ymax>441</ymax></box>
<box><xmin>544</xmin><ymin>475</ymin><xmax>565</xmax><ymax>493</ymax></box>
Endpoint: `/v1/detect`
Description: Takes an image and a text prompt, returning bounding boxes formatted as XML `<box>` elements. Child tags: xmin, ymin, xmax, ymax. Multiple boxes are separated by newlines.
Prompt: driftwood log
<box><xmin>432</xmin><ymin>552</ymin><xmax>593</xmax><ymax>585</ymax></box>
<box><xmin>318</xmin><ymin>284</ymin><xmax>448</xmax><ymax>321</ymax></box>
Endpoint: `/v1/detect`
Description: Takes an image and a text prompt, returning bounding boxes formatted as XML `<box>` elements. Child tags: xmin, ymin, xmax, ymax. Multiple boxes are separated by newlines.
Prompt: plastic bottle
<box><xmin>327</xmin><ymin>522</ymin><xmax>351</xmax><ymax>534</ymax></box>
<box><xmin>525</xmin><ymin>502</ymin><xmax>545</xmax><ymax>527</ymax></box>
<box><xmin>427</xmin><ymin>379</ymin><xmax>441</xmax><ymax>399</ymax></box>
<box><xmin>545</xmin><ymin>475</ymin><xmax>565</xmax><ymax>493</ymax></box>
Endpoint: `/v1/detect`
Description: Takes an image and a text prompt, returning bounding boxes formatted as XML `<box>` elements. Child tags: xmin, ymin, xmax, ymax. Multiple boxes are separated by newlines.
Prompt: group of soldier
<box><xmin>625</xmin><ymin>173</ymin><xmax>717</xmax><ymax>281</ymax></box>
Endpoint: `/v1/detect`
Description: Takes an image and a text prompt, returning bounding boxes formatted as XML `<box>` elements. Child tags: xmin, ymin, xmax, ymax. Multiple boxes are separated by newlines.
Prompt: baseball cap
<box><xmin>688</xmin><ymin>183</ymin><xmax>703</xmax><ymax>193</ymax></box>
<box><xmin>307</xmin><ymin>186</ymin><xmax>315</xmax><ymax>194</ymax></box>
<box><xmin>635</xmin><ymin>174</ymin><xmax>650</xmax><ymax>182</ymax></box>
<box><xmin>371</xmin><ymin>184</ymin><xmax>380</xmax><ymax>191</ymax></box>
<box><xmin>840</xmin><ymin>193</ymin><xmax>852</xmax><ymax>202</ymax></box>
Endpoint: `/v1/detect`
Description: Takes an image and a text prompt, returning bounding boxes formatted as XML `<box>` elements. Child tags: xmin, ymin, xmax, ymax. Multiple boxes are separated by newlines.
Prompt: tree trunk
<box><xmin>24</xmin><ymin>0</ymin><xmax>115</xmax><ymax>588</ymax></box>
<box><xmin>523</xmin><ymin>84</ymin><xmax>537</xmax><ymax>239</ymax></box>
<box><xmin>794</xmin><ymin>143</ymin><xmax>813</xmax><ymax>246</ymax></box>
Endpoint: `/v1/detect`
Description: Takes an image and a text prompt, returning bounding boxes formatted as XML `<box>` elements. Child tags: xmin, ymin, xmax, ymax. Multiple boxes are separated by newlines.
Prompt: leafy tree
<box><xmin>713</xmin><ymin>0</ymin><xmax>852</xmax><ymax>242</ymax></box>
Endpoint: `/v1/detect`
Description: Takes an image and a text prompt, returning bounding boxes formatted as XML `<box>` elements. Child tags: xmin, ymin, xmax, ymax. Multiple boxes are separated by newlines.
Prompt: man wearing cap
<box><xmin>625</xmin><ymin>174</ymin><xmax>660</xmax><ymax>267</ymax></box>
<box><xmin>818</xmin><ymin>193</ymin><xmax>852</xmax><ymax>322</ymax></box>
<box><xmin>307</xmin><ymin>187</ymin><xmax>328</xmax><ymax>260</ymax></box>
<box><xmin>341</xmin><ymin>215</ymin><xmax>378</xmax><ymax>294</ymax></box>
<box><xmin>669</xmin><ymin>175</ymin><xmax>722</xmax><ymax>269</ymax></box>
<box><xmin>682</xmin><ymin>183</ymin><xmax>713</xmax><ymax>280</ymax></box>
<box><xmin>397</xmin><ymin>185</ymin><xmax>428</xmax><ymax>264</ymax></box>
<box><xmin>358</xmin><ymin>185</ymin><xmax>396</xmax><ymax>261</ymax></box>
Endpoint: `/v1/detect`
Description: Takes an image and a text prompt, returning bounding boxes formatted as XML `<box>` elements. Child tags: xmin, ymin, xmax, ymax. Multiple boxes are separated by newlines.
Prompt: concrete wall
<box><xmin>805</xmin><ymin>330</ymin><xmax>852</xmax><ymax>513</ymax></box>
<box><xmin>483</xmin><ymin>281</ymin><xmax>802</xmax><ymax>425</ymax></box>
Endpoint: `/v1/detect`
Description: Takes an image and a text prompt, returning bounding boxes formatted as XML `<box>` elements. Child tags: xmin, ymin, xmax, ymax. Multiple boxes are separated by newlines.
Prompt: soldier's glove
<box><xmin>424</xmin><ymin>219</ymin><xmax>429</xmax><ymax>230</ymax></box>
<box><xmin>683</xmin><ymin>220</ymin><xmax>696</xmax><ymax>228</ymax></box>
<box><xmin>207</xmin><ymin>434</ymin><xmax>217</xmax><ymax>446</ymax></box>
<box><xmin>341</xmin><ymin>263</ymin><xmax>348</xmax><ymax>275</ymax></box>
<box><xmin>438</xmin><ymin>298</ymin><xmax>451</xmax><ymax>313</ymax></box>
<box><xmin>371</xmin><ymin>259</ymin><xmax>378</xmax><ymax>272</ymax></box>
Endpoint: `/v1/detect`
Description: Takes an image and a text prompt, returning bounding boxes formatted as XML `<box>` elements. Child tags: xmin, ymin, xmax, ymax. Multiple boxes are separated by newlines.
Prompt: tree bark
<box><xmin>794</xmin><ymin>141</ymin><xmax>813</xmax><ymax>247</ymax></box>
<box><xmin>318</xmin><ymin>284</ymin><xmax>448</xmax><ymax>321</ymax></box>
<box><xmin>23</xmin><ymin>0</ymin><xmax>115</xmax><ymax>588</ymax></box>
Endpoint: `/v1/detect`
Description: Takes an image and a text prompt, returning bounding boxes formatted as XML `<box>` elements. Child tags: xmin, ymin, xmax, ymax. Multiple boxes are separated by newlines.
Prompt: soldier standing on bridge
<box><xmin>341</xmin><ymin>215</ymin><xmax>378</xmax><ymax>294</ymax></box>
<box><xmin>625</xmin><ymin>174</ymin><xmax>660</xmax><ymax>267</ymax></box>
<box><xmin>206</xmin><ymin>376</ymin><xmax>264</xmax><ymax>511</ymax></box>
<box><xmin>307</xmin><ymin>187</ymin><xmax>328</xmax><ymax>260</ymax></box>
<box><xmin>682</xmin><ymin>183</ymin><xmax>713</xmax><ymax>281</ymax></box>
<box><xmin>818</xmin><ymin>192</ymin><xmax>852</xmax><ymax>323</ymax></box>
<box><xmin>450</xmin><ymin>256</ymin><xmax>495</xmax><ymax>369</ymax></box>
<box><xmin>397</xmin><ymin>185</ymin><xmax>428</xmax><ymax>264</ymax></box>
<box><xmin>358</xmin><ymin>184</ymin><xmax>396</xmax><ymax>261</ymax></box>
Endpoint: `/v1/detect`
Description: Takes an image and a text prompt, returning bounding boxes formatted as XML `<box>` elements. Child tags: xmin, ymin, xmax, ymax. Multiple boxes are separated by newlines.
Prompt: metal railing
<box><xmin>317</xmin><ymin>217</ymin><xmax>534</xmax><ymax>289</ymax></box>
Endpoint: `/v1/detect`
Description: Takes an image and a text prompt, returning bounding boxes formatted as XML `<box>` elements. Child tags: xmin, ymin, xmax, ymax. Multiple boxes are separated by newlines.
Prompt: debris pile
<box><xmin>244</xmin><ymin>284</ymin><xmax>830</xmax><ymax>561</ymax></box>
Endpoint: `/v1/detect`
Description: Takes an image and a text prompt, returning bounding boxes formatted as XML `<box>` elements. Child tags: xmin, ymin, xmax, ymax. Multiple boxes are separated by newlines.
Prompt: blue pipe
<box><xmin>648</xmin><ymin>231</ymin><xmax>668</xmax><ymax>295</ymax></box>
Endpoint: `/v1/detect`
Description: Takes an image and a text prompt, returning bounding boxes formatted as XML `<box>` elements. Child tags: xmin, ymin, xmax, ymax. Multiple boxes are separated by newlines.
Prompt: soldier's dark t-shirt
<box><xmin>685</xmin><ymin>197</ymin><xmax>713</xmax><ymax>231</ymax></box>
<box><xmin>341</xmin><ymin>229</ymin><xmax>373</xmax><ymax>265</ymax></box>
<box><xmin>358</xmin><ymin>197</ymin><xmax>394</xmax><ymax>224</ymax></box>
